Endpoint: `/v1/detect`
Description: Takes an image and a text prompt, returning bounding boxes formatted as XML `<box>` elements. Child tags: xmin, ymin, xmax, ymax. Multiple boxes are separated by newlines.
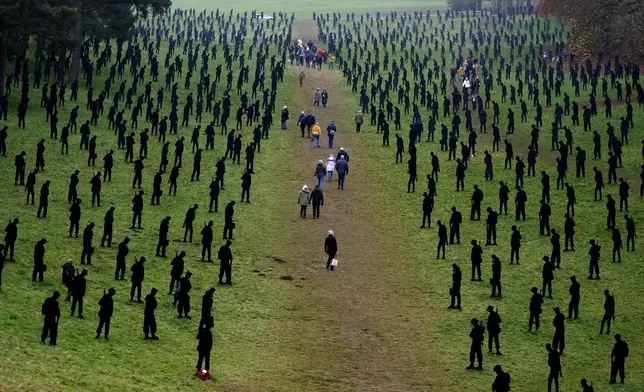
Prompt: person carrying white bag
<box><xmin>324</xmin><ymin>230</ymin><xmax>338</xmax><ymax>271</ymax></box>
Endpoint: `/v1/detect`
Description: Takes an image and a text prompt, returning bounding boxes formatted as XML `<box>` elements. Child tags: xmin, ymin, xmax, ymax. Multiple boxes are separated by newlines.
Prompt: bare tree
<box><xmin>546</xmin><ymin>0</ymin><xmax>644</xmax><ymax>61</ymax></box>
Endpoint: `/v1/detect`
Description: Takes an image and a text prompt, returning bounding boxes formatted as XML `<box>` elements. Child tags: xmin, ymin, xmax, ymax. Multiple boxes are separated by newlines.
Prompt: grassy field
<box><xmin>0</xmin><ymin>2</ymin><xmax>643</xmax><ymax>392</ymax></box>
<box><xmin>303</xmin><ymin>9</ymin><xmax>644</xmax><ymax>392</ymax></box>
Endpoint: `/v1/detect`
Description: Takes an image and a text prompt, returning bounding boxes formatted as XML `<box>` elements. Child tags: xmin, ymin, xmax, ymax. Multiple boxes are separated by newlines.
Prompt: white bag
<box><xmin>331</xmin><ymin>258</ymin><xmax>338</xmax><ymax>267</ymax></box>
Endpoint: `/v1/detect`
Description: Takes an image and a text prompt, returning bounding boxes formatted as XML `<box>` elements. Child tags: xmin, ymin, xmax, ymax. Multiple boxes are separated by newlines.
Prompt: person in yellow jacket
<box><xmin>328</xmin><ymin>54</ymin><xmax>336</xmax><ymax>70</ymax></box>
<box><xmin>311</xmin><ymin>123</ymin><xmax>321</xmax><ymax>148</ymax></box>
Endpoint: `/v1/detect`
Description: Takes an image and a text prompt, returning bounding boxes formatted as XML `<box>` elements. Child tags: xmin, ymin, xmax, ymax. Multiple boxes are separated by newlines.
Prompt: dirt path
<box><xmin>262</xmin><ymin>26</ymin><xmax>447</xmax><ymax>390</ymax></box>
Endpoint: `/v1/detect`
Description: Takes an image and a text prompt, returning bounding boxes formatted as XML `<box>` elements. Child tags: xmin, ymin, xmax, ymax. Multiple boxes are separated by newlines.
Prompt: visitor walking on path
<box><xmin>321</xmin><ymin>89</ymin><xmax>329</xmax><ymax>107</ymax></box>
<box><xmin>327</xmin><ymin>121</ymin><xmax>336</xmax><ymax>148</ymax></box>
<box><xmin>314</xmin><ymin>160</ymin><xmax>325</xmax><ymax>189</ymax></box>
<box><xmin>297</xmin><ymin>111</ymin><xmax>306</xmax><ymax>137</ymax></box>
<box><xmin>313</xmin><ymin>88</ymin><xmax>321</xmax><ymax>106</ymax></box>
<box><xmin>310</xmin><ymin>185</ymin><xmax>324</xmax><ymax>219</ymax></box>
<box><xmin>281</xmin><ymin>106</ymin><xmax>289</xmax><ymax>129</ymax></box>
<box><xmin>311</xmin><ymin>123</ymin><xmax>321</xmax><ymax>148</ymax></box>
<box><xmin>325</xmin><ymin>230</ymin><xmax>337</xmax><ymax>270</ymax></box>
<box><xmin>326</xmin><ymin>154</ymin><xmax>336</xmax><ymax>181</ymax></box>
<box><xmin>298</xmin><ymin>185</ymin><xmax>311</xmax><ymax>218</ymax></box>
<box><xmin>354</xmin><ymin>110</ymin><xmax>363</xmax><ymax>133</ymax></box>
<box><xmin>299</xmin><ymin>70</ymin><xmax>305</xmax><ymax>87</ymax></box>
<box><xmin>335</xmin><ymin>155</ymin><xmax>349</xmax><ymax>189</ymax></box>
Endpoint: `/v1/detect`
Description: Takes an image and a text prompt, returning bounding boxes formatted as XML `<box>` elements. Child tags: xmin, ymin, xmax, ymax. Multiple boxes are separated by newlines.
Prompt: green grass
<box><xmin>1</xmin><ymin>2</ymin><xmax>643</xmax><ymax>392</ymax></box>
<box><xmin>308</xmin><ymin>11</ymin><xmax>644</xmax><ymax>392</ymax></box>
<box><xmin>0</xmin><ymin>15</ymin><xmax>316</xmax><ymax>392</ymax></box>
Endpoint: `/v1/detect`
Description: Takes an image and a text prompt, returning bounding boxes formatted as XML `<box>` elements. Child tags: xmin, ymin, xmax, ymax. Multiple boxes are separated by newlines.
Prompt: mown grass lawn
<box><xmin>1</xmin><ymin>2</ymin><xmax>643</xmax><ymax>392</ymax></box>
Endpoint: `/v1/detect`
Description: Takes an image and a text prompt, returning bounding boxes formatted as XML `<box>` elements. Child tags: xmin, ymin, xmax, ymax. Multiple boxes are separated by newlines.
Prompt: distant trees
<box><xmin>0</xmin><ymin>0</ymin><xmax>76</xmax><ymax>93</ymax></box>
<box><xmin>545</xmin><ymin>0</ymin><xmax>644</xmax><ymax>61</ymax></box>
<box><xmin>489</xmin><ymin>0</ymin><xmax>535</xmax><ymax>13</ymax></box>
<box><xmin>448</xmin><ymin>0</ymin><xmax>483</xmax><ymax>11</ymax></box>
<box><xmin>0</xmin><ymin>0</ymin><xmax>170</xmax><ymax>92</ymax></box>
<box><xmin>68</xmin><ymin>0</ymin><xmax>171</xmax><ymax>83</ymax></box>
<box><xmin>448</xmin><ymin>1</ymin><xmax>537</xmax><ymax>14</ymax></box>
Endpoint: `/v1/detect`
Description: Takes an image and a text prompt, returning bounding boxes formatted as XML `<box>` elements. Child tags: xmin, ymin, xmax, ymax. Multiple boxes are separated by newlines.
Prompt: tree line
<box><xmin>544</xmin><ymin>0</ymin><xmax>644</xmax><ymax>62</ymax></box>
<box><xmin>0</xmin><ymin>0</ymin><xmax>171</xmax><ymax>92</ymax></box>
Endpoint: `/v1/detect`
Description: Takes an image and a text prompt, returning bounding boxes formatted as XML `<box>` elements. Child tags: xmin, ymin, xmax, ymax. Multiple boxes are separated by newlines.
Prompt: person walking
<box><xmin>335</xmin><ymin>155</ymin><xmax>349</xmax><ymax>190</ymax></box>
<box><xmin>324</xmin><ymin>230</ymin><xmax>337</xmax><ymax>270</ymax></box>
<box><xmin>326</xmin><ymin>121</ymin><xmax>336</xmax><ymax>148</ymax></box>
<box><xmin>280</xmin><ymin>106</ymin><xmax>289</xmax><ymax>129</ymax></box>
<box><xmin>298</xmin><ymin>70</ymin><xmax>305</xmax><ymax>87</ymax></box>
<box><xmin>354</xmin><ymin>110</ymin><xmax>363</xmax><ymax>133</ymax></box>
<box><xmin>321</xmin><ymin>89</ymin><xmax>329</xmax><ymax>108</ymax></box>
<box><xmin>298</xmin><ymin>185</ymin><xmax>311</xmax><ymax>218</ymax></box>
<box><xmin>311</xmin><ymin>123</ymin><xmax>321</xmax><ymax>148</ymax></box>
<box><xmin>310</xmin><ymin>185</ymin><xmax>324</xmax><ymax>219</ymax></box>
<box><xmin>310</xmin><ymin>160</ymin><xmax>324</xmax><ymax>189</ymax></box>
<box><xmin>325</xmin><ymin>154</ymin><xmax>336</xmax><ymax>181</ymax></box>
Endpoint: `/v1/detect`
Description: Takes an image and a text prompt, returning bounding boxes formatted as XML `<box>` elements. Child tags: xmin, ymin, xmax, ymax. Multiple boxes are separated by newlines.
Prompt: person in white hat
<box><xmin>325</xmin><ymin>154</ymin><xmax>336</xmax><ymax>181</ymax></box>
<box><xmin>298</xmin><ymin>185</ymin><xmax>311</xmax><ymax>218</ymax></box>
<box><xmin>296</xmin><ymin>111</ymin><xmax>306</xmax><ymax>137</ymax></box>
<box><xmin>280</xmin><ymin>106</ymin><xmax>289</xmax><ymax>130</ymax></box>
<box><xmin>324</xmin><ymin>230</ymin><xmax>337</xmax><ymax>270</ymax></box>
